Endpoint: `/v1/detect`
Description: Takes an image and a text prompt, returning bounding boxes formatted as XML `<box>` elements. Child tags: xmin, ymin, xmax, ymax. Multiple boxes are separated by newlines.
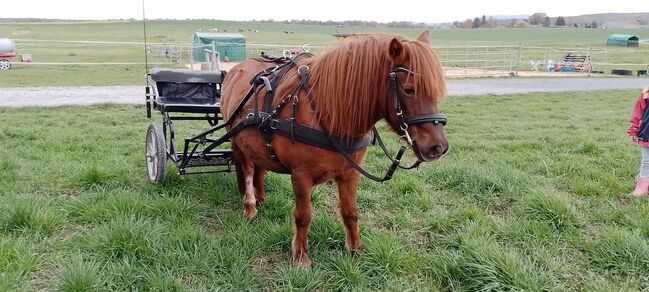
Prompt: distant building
<box><xmin>606</xmin><ymin>34</ymin><xmax>640</xmax><ymax>47</ymax></box>
<box><xmin>192</xmin><ymin>32</ymin><xmax>246</xmax><ymax>62</ymax></box>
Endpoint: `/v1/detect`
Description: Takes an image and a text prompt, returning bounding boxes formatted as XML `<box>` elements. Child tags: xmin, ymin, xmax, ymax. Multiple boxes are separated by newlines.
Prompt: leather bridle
<box><xmin>389</xmin><ymin>66</ymin><xmax>447</xmax><ymax>147</ymax></box>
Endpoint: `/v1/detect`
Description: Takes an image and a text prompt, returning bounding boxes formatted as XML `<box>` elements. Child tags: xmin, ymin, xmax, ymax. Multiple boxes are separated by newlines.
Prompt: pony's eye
<box><xmin>404</xmin><ymin>88</ymin><xmax>415</xmax><ymax>95</ymax></box>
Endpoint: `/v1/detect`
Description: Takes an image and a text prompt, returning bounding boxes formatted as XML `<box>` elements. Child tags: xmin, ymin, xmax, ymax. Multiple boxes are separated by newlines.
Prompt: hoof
<box><xmin>255</xmin><ymin>197</ymin><xmax>265</xmax><ymax>205</ymax></box>
<box><xmin>292</xmin><ymin>253</ymin><xmax>312</xmax><ymax>268</ymax></box>
<box><xmin>345</xmin><ymin>241</ymin><xmax>361</xmax><ymax>254</ymax></box>
<box><xmin>243</xmin><ymin>206</ymin><xmax>257</xmax><ymax>220</ymax></box>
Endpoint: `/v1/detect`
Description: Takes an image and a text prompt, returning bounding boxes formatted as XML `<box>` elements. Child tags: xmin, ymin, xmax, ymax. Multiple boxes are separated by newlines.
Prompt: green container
<box><xmin>606</xmin><ymin>34</ymin><xmax>639</xmax><ymax>47</ymax></box>
<box><xmin>192</xmin><ymin>32</ymin><xmax>246</xmax><ymax>62</ymax></box>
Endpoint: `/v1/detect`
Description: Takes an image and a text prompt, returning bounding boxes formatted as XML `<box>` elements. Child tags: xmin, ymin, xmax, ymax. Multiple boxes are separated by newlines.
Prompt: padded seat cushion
<box><xmin>157</xmin><ymin>82</ymin><xmax>217</xmax><ymax>100</ymax></box>
<box><xmin>155</xmin><ymin>97</ymin><xmax>221</xmax><ymax>113</ymax></box>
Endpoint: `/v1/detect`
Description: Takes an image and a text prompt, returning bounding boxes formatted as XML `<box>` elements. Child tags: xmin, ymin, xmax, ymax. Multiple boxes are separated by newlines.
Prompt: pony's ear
<box><xmin>416</xmin><ymin>30</ymin><xmax>430</xmax><ymax>45</ymax></box>
<box><xmin>388</xmin><ymin>38</ymin><xmax>405</xmax><ymax>64</ymax></box>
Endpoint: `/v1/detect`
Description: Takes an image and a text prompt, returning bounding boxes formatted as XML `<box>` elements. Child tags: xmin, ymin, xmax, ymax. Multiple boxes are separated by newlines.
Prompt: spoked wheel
<box><xmin>0</xmin><ymin>59</ymin><xmax>11</xmax><ymax>70</ymax></box>
<box><xmin>146</xmin><ymin>123</ymin><xmax>167</xmax><ymax>183</ymax></box>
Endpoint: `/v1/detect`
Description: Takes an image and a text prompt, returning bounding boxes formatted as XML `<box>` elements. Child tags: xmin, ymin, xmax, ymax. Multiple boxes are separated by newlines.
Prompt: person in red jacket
<box><xmin>628</xmin><ymin>87</ymin><xmax>649</xmax><ymax>197</ymax></box>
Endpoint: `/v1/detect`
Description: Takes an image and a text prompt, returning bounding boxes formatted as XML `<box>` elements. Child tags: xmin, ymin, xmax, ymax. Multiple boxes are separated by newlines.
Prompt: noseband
<box><xmin>389</xmin><ymin>66</ymin><xmax>447</xmax><ymax>146</ymax></box>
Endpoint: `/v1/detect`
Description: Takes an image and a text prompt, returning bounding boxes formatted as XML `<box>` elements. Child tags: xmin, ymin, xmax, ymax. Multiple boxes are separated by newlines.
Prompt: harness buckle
<box><xmin>298</xmin><ymin>65</ymin><xmax>310</xmax><ymax>75</ymax></box>
<box><xmin>282</xmin><ymin>50</ymin><xmax>293</xmax><ymax>59</ymax></box>
<box><xmin>400</xmin><ymin>129</ymin><xmax>413</xmax><ymax>147</ymax></box>
<box><xmin>269</xmin><ymin>119</ymin><xmax>279</xmax><ymax>130</ymax></box>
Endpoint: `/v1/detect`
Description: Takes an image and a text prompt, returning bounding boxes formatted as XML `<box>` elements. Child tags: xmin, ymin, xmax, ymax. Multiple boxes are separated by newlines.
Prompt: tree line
<box><xmin>254</xmin><ymin>16</ymin><xmax>600</xmax><ymax>29</ymax></box>
<box><xmin>254</xmin><ymin>19</ymin><xmax>430</xmax><ymax>29</ymax></box>
<box><xmin>451</xmin><ymin>13</ymin><xmax>599</xmax><ymax>29</ymax></box>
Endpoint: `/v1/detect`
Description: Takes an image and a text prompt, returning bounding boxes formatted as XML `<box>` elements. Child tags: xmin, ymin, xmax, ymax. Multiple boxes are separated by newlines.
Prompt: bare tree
<box><xmin>472</xmin><ymin>17</ymin><xmax>481</xmax><ymax>29</ymax></box>
<box><xmin>543</xmin><ymin>16</ymin><xmax>551</xmax><ymax>27</ymax></box>
<box><xmin>463</xmin><ymin>19</ymin><xmax>473</xmax><ymax>29</ymax></box>
<box><xmin>510</xmin><ymin>18</ymin><xmax>518</xmax><ymax>28</ymax></box>
<box><xmin>528</xmin><ymin>12</ymin><xmax>548</xmax><ymax>25</ymax></box>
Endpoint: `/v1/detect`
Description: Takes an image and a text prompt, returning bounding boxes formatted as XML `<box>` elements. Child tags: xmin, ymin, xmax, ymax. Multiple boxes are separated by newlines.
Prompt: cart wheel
<box><xmin>0</xmin><ymin>59</ymin><xmax>11</xmax><ymax>70</ymax></box>
<box><xmin>146</xmin><ymin>123</ymin><xmax>167</xmax><ymax>183</ymax></box>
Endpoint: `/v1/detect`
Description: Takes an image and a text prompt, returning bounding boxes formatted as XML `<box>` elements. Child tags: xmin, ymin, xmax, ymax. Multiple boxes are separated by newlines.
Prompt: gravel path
<box><xmin>1</xmin><ymin>78</ymin><xmax>648</xmax><ymax>108</ymax></box>
<box><xmin>446</xmin><ymin>78</ymin><xmax>648</xmax><ymax>96</ymax></box>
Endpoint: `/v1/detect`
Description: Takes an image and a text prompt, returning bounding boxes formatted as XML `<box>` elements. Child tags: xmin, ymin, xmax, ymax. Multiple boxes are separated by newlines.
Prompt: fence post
<box><xmin>605</xmin><ymin>48</ymin><xmax>608</xmax><ymax>74</ymax></box>
<box><xmin>211</xmin><ymin>41</ymin><xmax>217</xmax><ymax>71</ymax></box>
<box><xmin>503</xmin><ymin>47</ymin><xmax>508</xmax><ymax>75</ymax></box>
<box><xmin>464</xmin><ymin>47</ymin><xmax>469</xmax><ymax>77</ymax></box>
<box><xmin>515</xmin><ymin>42</ymin><xmax>522</xmax><ymax>77</ymax></box>
<box><xmin>586</xmin><ymin>47</ymin><xmax>591</xmax><ymax>76</ymax></box>
<box><xmin>544</xmin><ymin>48</ymin><xmax>549</xmax><ymax>71</ymax></box>
<box><xmin>483</xmin><ymin>47</ymin><xmax>488</xmax><ymax>76</ymax></box>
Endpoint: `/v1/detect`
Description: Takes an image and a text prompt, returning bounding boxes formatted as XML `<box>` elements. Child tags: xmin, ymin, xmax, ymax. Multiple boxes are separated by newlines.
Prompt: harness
<box><xmin>202</xmin><ymin>53</ymin><xmax>448</xmax><ymax>182</ymax></box>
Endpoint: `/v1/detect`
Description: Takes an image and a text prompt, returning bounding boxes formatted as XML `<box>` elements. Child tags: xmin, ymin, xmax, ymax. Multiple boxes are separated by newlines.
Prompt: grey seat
<box><xmin>150</xmin><ymin>68</ymin><xmax>224</xmax><ymax>84</ymax></box>
<box><xmin>149</xmin><ymin>68</ymin><xmax>225</xmax><ymax>113</ymax></box>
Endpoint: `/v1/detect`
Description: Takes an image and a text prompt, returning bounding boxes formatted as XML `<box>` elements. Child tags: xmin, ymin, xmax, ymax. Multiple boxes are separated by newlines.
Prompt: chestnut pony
<box><xmin>220</xmin><ymin>31</ymin><xmax>448</xmax><ymax>267</ymax></box>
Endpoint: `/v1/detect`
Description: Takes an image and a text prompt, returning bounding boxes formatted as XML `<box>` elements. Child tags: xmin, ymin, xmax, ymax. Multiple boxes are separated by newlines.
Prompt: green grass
<box><xmin>1</xmin><ymin>90</ymin><xmax>648</xmax><ymax>290</ymax></box>
<box><xmin>1</xmin><ymin>20</ymin><xmax>649</xmax><ymax>86</ymax></box>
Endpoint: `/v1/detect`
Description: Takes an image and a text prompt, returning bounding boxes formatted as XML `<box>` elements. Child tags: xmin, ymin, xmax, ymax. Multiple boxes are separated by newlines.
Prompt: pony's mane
<box><xmin>308</xmin><ymin>34</ymin><xmax>446</xmax><ymax>138</ymax></box>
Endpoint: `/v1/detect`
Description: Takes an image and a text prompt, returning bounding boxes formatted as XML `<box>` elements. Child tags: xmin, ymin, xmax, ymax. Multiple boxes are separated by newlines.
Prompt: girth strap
<box><xmin>257</xmin><ymin>113</ymin><xmax>370</xmax><ymax>153</ymax></box>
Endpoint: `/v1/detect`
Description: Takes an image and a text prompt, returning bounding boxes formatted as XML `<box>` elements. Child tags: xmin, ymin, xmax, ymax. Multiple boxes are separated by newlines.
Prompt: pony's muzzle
<box><xmin>425</xmin><ymin>142</ymin><xmax>449</xmax><ymax>160</ymax></box>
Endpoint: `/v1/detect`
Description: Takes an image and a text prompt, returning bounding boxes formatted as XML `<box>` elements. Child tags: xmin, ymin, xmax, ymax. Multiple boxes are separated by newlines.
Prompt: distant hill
<box><xmin>563</xmin><ymin>13</ymin><xmax>649</xmax><ymax>28</ymax></box>
<box><xmin>0</xmin><ymin>18</ymin><xmax>90</xmax><ymax>22</ymax></box>
<box><xmin>447</xmin><ymin>12</ymin><xmax>649</xmax><ymax>29</ymax></box>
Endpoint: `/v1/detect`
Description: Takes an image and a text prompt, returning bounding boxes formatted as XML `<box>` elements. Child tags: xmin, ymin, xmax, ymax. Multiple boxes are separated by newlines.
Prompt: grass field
<box><xmin>1</xmin><ymin>20</ymin><xmax>648</xmax><ymax>86</ymax></box>
<box><xmin>1</xmin><ymin>90</ymin><xmax>647</xmax><ymax>290</ymax></box>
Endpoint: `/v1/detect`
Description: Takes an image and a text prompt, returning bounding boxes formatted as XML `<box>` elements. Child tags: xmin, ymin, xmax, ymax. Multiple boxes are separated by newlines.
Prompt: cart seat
<box><xmin>156</xmin><ymin>97</ymin><xmax>221</xmax><ymax>113</ymax></box>
<box><xmin>150</xmin><ymin>68</ymin><xmax>224</xmax><ymax>113</ymax></box>
<box><xmin>150</xmin><ymin>68</ymin><xmax>224</xmax><ymax>84</ymax></box>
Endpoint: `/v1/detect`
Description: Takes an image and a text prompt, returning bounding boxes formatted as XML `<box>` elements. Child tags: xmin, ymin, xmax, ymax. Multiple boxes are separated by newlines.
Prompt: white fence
<box><xmin>435</xmin><ymin>45</ymin><xmax>521</xmax><ymax>77</ymax></box>
<box><xmin>6</xmin><ymin>39</ymin><xmax>649</xmax><ymax>78</ymax></box>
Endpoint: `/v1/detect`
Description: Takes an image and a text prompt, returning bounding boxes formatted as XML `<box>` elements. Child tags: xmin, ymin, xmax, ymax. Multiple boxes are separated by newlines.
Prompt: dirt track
<box><xmin>0</xmin><ymin>78</ymin><xmax>648</xmax><ymax>108</ymax></box>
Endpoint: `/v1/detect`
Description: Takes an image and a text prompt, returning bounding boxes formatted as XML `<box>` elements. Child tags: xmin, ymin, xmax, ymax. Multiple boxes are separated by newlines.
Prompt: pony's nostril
<box><xmin>430</xmin><ymin>144</ymin><xmax>445</xmax><ymax>156</ymax></box>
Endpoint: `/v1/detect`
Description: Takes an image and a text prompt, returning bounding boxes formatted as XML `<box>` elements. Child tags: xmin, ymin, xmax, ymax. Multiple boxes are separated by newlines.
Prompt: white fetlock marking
<box><xmin>244</xmin><ymin>175</ymin><xmax>256</xmax><ymax>205</ymax></box>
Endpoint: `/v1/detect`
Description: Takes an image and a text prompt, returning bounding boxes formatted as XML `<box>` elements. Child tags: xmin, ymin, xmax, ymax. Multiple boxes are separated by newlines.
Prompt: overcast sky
<box><xmin>3</xmin><ymin>0</ymin><xmax>644</xmax><ymax>23</ymax></box>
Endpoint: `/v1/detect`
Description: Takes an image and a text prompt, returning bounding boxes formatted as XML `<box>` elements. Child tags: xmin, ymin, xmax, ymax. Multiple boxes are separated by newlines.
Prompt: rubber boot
<box><xmin>632</xmin><ymin>176</ymin><xmax>649</xmax><ymax>197</ymax></box>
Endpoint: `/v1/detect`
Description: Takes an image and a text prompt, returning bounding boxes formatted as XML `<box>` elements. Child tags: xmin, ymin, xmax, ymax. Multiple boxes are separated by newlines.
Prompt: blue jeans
<box><xmin>640</xmin><ymin>146</ymin><xmax>649</xmax><ymax>177</ymax></box>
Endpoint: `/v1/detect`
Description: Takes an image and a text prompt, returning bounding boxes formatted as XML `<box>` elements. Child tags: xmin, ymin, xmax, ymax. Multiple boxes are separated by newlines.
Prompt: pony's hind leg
<box><xmin>233</xmin><ymin>157</ymin><xmax>246</xmax><ymax>197</ymax></box>
<box><xmin>240</xmin><ymin>159</ymin><xmax>258</xmax><ymax>220</ymax></box>
<box><xmin>290</xmin><ymin>172</ymin><xmax>314</xmax><ymax>268</ymax></box>
<box><xmin>253</xmin><ymin>166</ymin><xmax>267</xmax><ymax>204</ymax></box>
<box><xmin>336</xmin><ymin>174</ymin><xmax>362</xmax><ymax>253</ymax></box>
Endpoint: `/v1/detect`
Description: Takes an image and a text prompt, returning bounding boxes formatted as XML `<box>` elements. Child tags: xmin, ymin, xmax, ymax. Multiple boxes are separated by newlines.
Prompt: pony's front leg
<box><xmin>253</xmin><ymin>166</ymin><xmax>267</xmax><ymax>204</ymax></box>
<box><xmin>336</xmin><ymin>173</ymin><xmax>362</xmax><ymax>253</ymax></box>
<box><xmin>240</xmin><ymin>160</ymin><xmax>258</xmax><ymax>220</ymax></box>
<box><xmin>291</xmin><ymin>173</ymin><xmax>314</xmax><ymax>268</ymax></box>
